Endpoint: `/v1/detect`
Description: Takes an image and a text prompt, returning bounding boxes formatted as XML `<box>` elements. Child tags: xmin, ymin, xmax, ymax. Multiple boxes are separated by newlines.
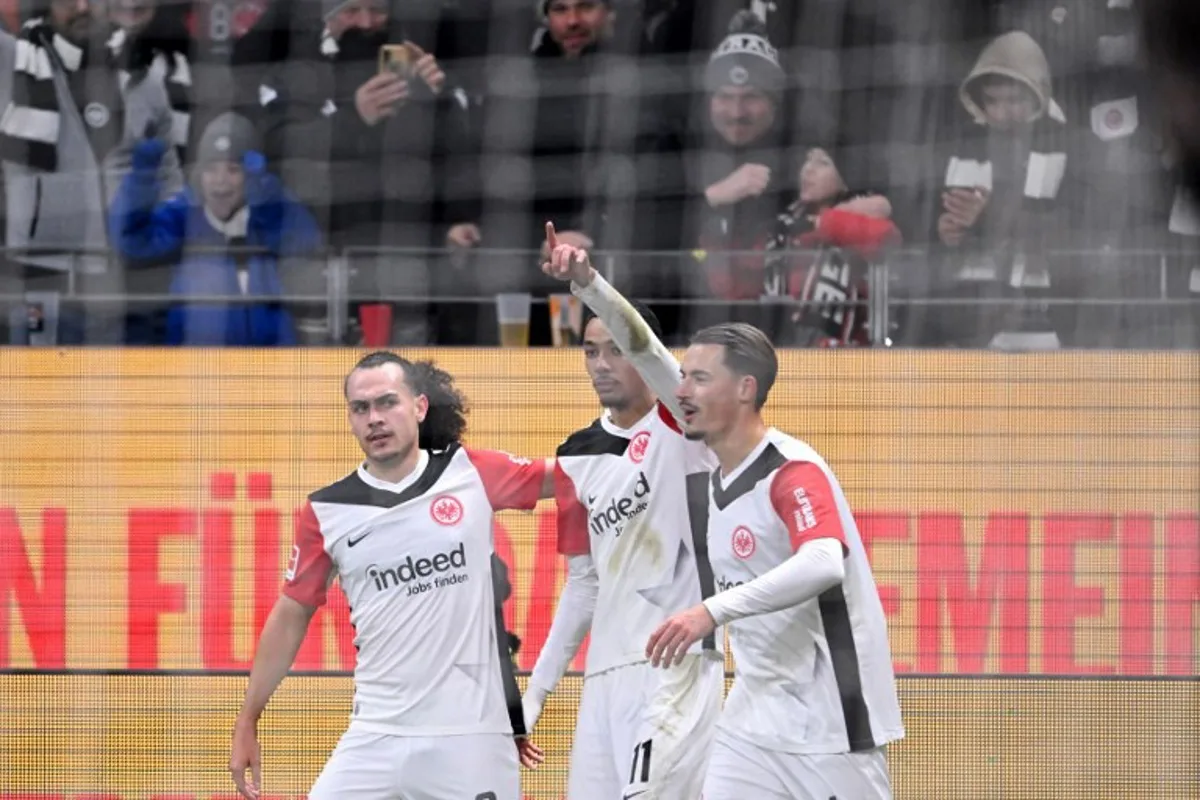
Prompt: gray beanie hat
<box><xmin>705</xmin><ymin>10</ymin><xmax>785</xmax><ymax>97</ymax></box>
<box><xmin>196</xmin><ymin>112</ymin><xmax>261</xmax><ymax>167</ymax></box>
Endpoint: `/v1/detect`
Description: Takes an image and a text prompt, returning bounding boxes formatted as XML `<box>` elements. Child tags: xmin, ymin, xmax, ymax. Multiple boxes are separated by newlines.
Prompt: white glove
<box><xmin>522</xmin><ymin>685</ymin><xmax>550</xmax><ymax>732</ymax></box>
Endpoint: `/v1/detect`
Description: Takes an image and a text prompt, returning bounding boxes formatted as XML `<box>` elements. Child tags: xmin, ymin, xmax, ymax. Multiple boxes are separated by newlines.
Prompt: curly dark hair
<box><xmin>345</xmin><ymin>351</ymin><xmax>469</xmax><ymax>451</ymax></box>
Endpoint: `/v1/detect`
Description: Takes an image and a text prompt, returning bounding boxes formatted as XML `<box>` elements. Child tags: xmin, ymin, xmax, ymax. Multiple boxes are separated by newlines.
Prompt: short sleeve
<box><xmin>554</xmin><ymin>460</ymin><xmax>590</xmax><ymax>556</ymax></box>
<box><xmin>769</xmin><ymin>461</ymin><xmax>848</xmax><ymax>554</ymax></box>
<box><xmin>282</xmin><ymin>501</ymin><xmax>334</xmax><ymax>608</ymax></box>
<box><xmin>466</xmin><ymin>448</ymin><xmax>547</xmax><ymax>511</ymax></box>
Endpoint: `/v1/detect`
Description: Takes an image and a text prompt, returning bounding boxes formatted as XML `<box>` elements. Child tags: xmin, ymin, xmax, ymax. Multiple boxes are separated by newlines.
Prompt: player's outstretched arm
<box><xmin>541</xmin><ymin>222</ymin><xmax>686</xmax><ymax>422</ymax></box>
<box><xmin>704</xmin><ymin>538</ymin><xmax>844</xmax><ymax>625</ymax></box>
<box><xmin>523</xmin><ymin>553</ymin><xmax>598</xmax><ymax>730</ymax></box>
<box><xmin>704</xmin><ymin>460</ymin><xmax>850</xmax><ymax>626</ymax></box>
<box><xmin>648</xmin><ymin>460</ymin><xmax>852</xmax><ymax>667</ymax></box>
<box><xmin>230</xmin><ymin>595</ymin><xmax>318</xmax><ymax>799</ymax></box>
<box><xmin>646</xmin><ymin>539</ymin><xmax>844</xmax><ymax>668</ymax></box>
<box><xmin>465</xmin><ymin>449</ymin><xmax>555</xmax><ymax>510</ymax></box>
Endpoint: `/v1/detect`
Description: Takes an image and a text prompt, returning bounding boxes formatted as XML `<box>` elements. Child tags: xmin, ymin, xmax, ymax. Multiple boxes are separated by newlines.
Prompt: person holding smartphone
<box><xmin>255</xmin><ymin>0</ymin><xmax>474</xmax><ymax>346</ymax></box>
<box><xmin>926</xmin><ymin>31</ymin><xmax>1074</xmax><ymax>349</ymax></box>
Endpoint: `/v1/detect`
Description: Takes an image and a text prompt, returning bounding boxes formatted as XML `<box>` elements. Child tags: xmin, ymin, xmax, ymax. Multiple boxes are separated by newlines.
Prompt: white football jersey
<box><xmin>283</xmin><ymin>444</ymin><xmax>546</xmax><ymax>737</ymax></box>
<box><xmin>707</xmin><ymin>429</ymin><xmax>904</xmax><ymax>754</ymax></box>
<box><xmin>555</xmin><ymin>402</ymin><xmax>722</xmax><ymax>676</ymax></box>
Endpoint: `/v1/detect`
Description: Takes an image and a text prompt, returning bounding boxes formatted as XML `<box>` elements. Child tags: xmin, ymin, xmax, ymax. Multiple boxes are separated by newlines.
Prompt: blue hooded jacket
<box><xmin>109</xmin><ymin>138</ymin><xmax>322</xmax><ymax>346</ymax></box>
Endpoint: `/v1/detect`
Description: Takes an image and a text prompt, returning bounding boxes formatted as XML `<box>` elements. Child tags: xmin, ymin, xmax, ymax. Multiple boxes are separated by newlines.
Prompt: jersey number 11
<box><xmin>630</xmin><ymin>739</ymin><xmax>653</xmax><ymax>784</ymax></box>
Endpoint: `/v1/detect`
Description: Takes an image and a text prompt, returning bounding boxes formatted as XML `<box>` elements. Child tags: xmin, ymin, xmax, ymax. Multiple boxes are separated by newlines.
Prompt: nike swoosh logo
<box><xmin>587</xmin><ymin>495</ymin><xmax>597</xmax><ymax>506</ymax></box>
<box><xmin>347</xmin><ymin>532</ymin><xmax>371</xmax><ymax>547</ymax></box>
<box><xmin>623</xmin><ymin>791</ymin><xmax>648</xmax><ymax>799</ymax></box>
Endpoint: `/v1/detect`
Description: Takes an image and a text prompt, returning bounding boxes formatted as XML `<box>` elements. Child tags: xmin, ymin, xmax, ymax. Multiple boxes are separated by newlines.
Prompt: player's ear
<box><xmin>414</xmin><ymin>393</ymin><xmax>429</xmax><ymax>423</ymax></box>
<box><xmin>738</xmin><ymin>375</ymin><xmax>758</xmax><ymax>406</ymax></box>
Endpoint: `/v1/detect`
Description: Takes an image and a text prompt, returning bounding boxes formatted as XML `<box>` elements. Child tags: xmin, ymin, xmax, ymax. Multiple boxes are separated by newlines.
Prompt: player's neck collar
<box><xmin>716</xmin><ymin>428</ymin><xmax>774</xmax><ymax>487</ymax></box>
<box><xmin>600</xmin><ymin>404</ymin><xmax>656</xmax><ymax>435</ymax></box>
<box><xmin>357</xmin><ymin>449</ymin><xmax>431</xmax><ymax>494</ymax></box>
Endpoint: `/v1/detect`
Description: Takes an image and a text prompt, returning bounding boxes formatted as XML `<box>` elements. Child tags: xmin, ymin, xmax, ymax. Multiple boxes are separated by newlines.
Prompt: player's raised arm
<box><xmin>541</xmin><ymin>221</ymin><xmax>686</xmax><ymax>422</ymax></box>
<box><xmin>230</xmin><ymin>502</ymin><xmax>332</xmax><ymax>799</ymax></box>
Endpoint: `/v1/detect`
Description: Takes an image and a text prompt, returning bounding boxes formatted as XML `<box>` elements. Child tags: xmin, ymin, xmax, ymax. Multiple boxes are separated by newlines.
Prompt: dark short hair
<box><xmin>689</xmin><ymin>323</ymin><xmax>778</xmax><ymax>409</ymax></box>
<box><xmin>344</xmin><ymin>351</ymin><xmax>468</xmax><ymax>451</ymax></box>
<box><xmin>581</xmin><ymin>299</ymin><xmax>664</xmax><ymax>342</ymax></box>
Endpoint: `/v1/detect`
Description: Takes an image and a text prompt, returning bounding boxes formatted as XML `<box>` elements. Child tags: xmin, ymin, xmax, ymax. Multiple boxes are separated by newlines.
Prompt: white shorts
<box><xmin>701</xmin><ymin>729</ymin><xmax>892</xmax><ymax>800</ymax></box>
<box><xmin>308</xmin><ymin>725</ymin><xmax>520</xmax><ymax>800</ymax></box>
<box><xmin>567</xmin><ymin>654</ymin><xmax>723</xmax><ymax>800</ymax></box>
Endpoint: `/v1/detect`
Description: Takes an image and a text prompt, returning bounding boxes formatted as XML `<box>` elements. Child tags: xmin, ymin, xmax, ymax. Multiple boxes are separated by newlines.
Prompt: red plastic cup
<box><xmin>359</xmin><ymin>303</ymin><xmax>393</xmax><ymax>347</ymax></box>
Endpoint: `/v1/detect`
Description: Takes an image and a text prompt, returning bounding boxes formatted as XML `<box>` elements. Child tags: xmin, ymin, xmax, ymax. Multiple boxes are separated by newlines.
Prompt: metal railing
<box><xmin>2</xmin><ymin>244</ymin><xmax>1197</xmax><ymax>347</ymax></box>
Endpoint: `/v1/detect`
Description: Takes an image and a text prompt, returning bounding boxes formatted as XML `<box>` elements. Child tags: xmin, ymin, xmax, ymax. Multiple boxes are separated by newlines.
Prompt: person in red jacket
<box><xmin>763</xmin><ymin>147</ymin><xmax>901</xmax><ymax>347</ymax></box>
<box><xmin>698</xmin><ymin>147</ymin><xmax>899</xmax><ymax>345</ymax></box>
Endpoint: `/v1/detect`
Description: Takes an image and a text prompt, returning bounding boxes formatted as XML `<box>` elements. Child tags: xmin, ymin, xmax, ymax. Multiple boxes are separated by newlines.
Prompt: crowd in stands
<box><xmin>0</xmin><ymin>0</ymin><xmax>1195</xmax><ymax>348</ymax></box>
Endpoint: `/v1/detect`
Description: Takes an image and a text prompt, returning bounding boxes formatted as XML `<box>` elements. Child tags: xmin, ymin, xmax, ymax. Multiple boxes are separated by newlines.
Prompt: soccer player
<box><xmin>228</xmin><ymin>351</ymin><xmax>548</xmax><ymax>800</ymax></box>
<box><xmin>544</xmin><ymin>236</ymin><xmax>905</xmax><ymax>800</ymax></box>
<box><xmin>522</xmin><ymin>225</ymin><xmax>725</xmax><ymax>799</ymax></box>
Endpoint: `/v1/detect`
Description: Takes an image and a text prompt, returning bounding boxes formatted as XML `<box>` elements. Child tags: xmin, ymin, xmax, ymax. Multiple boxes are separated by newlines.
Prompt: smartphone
<box><xmin>378</xmin><ymin>44</ymin><xmax>413</xmax><ymax>77</ymax></box>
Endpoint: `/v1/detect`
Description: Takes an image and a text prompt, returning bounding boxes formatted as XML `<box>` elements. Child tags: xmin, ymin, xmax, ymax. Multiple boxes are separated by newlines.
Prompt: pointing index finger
<box><xmin>545</xmin><ymin>221</ymin><xmax>558</xmax><ymax>250</ymax></box>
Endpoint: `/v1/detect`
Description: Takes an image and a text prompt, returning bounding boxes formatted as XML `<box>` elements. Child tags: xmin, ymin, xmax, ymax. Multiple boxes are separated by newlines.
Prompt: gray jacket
<box><xmin>0</xmin><ymin>29</ymin><xmax>182</xmax><ymax>273</ymax></box>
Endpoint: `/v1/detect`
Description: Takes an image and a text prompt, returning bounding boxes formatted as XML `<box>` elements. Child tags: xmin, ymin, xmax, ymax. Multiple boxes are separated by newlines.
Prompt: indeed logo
<box><xmin>367</xmin><ymin>543</ymin><xmax>469</xmax><ymax>596</ymax></box>
<box><xmin>716</xmin><ymin>576</ymin><xmax>745</xmax><ymax>592</ymax></box>
<box><xmin>589</xmin><ymin>471</ymin><xmax>651</xmax><ymax>537</ymax></box>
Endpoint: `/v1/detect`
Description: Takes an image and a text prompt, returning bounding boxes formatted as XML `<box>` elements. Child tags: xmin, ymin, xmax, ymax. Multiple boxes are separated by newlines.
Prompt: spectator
<box><xmin>675</xmin><ymin>11</ymin><xmax>791</xmax><ymax>329</ymax></box>
<box><xmin>927</xmin><ymin>30</ymin><xmax>1074</xmax><ymax>349</ymax></box>
<box><xmin>692</xmin><ymin>11</ymin><xmax>789</xmax><ymax>242</ymax></box>
<box><xmin>759</xmin><ymin>146</ymin><xmax>900</xmax><ymax>347</ymax></box>
<box><xmin>457</xmin><ymin>0</ymin><xmax>641</xmax><ymax>344</ymax></box>
<box><xmin>109</xmin><ymin>111</ymin><xmax>321</xmax><ymax>345</ymax></box>
<box><xmin>475</xmin><ymin>0</ymin><xmax>618</xmax><ymax>259</ymax></box>
<box><xmin>991</xmin><ymin>1</ymin><xmax>1169</xmax><ymax>237</ymax></box>
<box><xmin>0</xmin><ymin>0</ymin><xmax>182</xmax><ymax>344</ymax></box>
<box><xmin>698</xmin><ymin>145</ymin><xmax>893</xmax><ymax>301</ymax></box>
<box><xmin>984</xmin><ymin>1</ymin><xmax>1178</xmax><ymax>347</ymax></box>
<box><xmin>107</xmin><ymin>0</ymin><xmax>194</xmax><ymax>164</ymax></box>
<box><xmin>259</xmin><ymin>0</ymin><xmax>470</xmax><ymax>345</ymax></box>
